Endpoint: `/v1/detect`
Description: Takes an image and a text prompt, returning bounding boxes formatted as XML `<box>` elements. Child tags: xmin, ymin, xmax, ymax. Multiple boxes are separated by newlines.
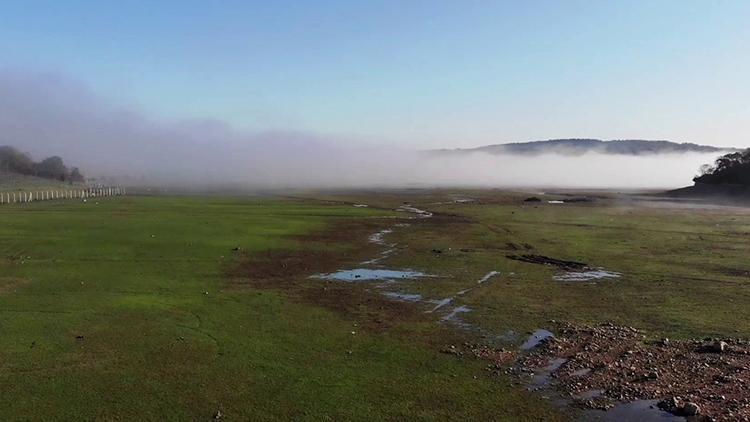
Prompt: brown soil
<box><xmin>0</xmin><ymin>277</ymin><xmax>30</xmax><ymax>294</ymax></box>
<box><xmin>225</xmin><ymin>217</ymin><xmax>464</xmax><ymax>337</ymax></box>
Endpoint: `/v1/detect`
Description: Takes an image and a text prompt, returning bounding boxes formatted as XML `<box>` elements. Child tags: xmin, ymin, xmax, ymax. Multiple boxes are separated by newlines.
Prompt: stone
<box><xmin>682</xmin><ymin>402</ymin><xmax>700</xmax><ymax>416</ymax></box>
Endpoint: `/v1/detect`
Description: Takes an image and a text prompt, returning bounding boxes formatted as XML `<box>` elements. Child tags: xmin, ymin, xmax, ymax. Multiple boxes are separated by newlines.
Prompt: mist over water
<box><xmin>0</xmin><ymin>69</ymin><xmax>719</xmax><ymax>190</ymax></box>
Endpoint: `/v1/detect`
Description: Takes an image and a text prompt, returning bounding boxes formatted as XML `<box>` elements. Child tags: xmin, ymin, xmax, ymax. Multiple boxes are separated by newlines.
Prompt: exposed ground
<box><xmin>2</xmin><ymin>189</ymin><xmax>750</xmax><ymax>420</ymax></box>
<box><xmin>304</xmin><ymin>188</ymin><xmax>750</xmax><ymax>420</ymax></box>
<box><xmin>516</xmin><ymin>322</ymin><xmax>750</xmax><ymax>421</ymax></box>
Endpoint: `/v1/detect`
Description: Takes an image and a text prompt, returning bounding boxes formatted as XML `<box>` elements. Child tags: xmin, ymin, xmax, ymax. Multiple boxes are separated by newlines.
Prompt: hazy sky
<box><xmin>1</xmin><ymin>0</ymin><xmax>749</xmax><ymax>148</ymax></box>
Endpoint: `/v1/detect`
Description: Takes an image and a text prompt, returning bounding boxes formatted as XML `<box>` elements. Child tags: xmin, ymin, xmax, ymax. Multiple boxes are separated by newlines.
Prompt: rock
<box><xmin>213</xmin><ymin>410</ymin><xmax>223</xmax><ymax>420</ymax></box>
<box><xmin>702</xmin><ymin>340</ymin><xmax>728</xmax><ymax>353</ymax></box>
<box><xmin>682</xmin><ymin>402</ymin><xmax>700</xmax><ymax>416</ymax></box>
<box><xmin>643</xmin><ymin>371</ymin><xmax>659</xmax><ymax>381</ymax></box>
<box><xmin>658</xmin><ymin>397</ymin><xmax>680</xmax><ymax>412</ymax></box>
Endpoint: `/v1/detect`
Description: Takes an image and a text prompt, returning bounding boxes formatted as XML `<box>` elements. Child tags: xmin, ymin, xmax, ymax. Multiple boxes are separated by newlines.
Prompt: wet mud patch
<box><xmin>230</xmin><ymin>219</ymin><xmax>387</xmax><ymax>286</ymax></box>
<box><xmin>506</xmin><ymin>254</ymin><xmax>588</xmax><ymax>271</ymax></box>
<box><xmin>507</xmin><ymin>255</ymin><xmax>621</xmax><ymax>282</ymax></box>
<box><xmin>227</xmin><ymin>213</ymin><xmax>461</xmax><ymax>336</ymax></box>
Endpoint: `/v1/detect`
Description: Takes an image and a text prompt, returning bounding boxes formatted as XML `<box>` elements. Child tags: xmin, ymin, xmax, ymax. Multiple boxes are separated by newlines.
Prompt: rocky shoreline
<box><xmin>445</xmin><ymin>322</ymin><xmax>750</xmax><ymax>421</ymax></box>
<box><xmin>517</xmin><ymin>322</ymin><xmax>750</xmax><ymax>421</ymax></box>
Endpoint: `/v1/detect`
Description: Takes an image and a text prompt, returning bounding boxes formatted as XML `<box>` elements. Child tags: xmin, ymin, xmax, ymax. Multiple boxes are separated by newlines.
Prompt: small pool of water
<box><xmin>478</xmin><ymin>270</ymin><xmax>500</xmax><ymax>284</ymax></box>
<box><xmin>521</xmin><ymin>329</ymin><xmax>555</xmax><ymax>350</ymax></box>
<box><xmin>368</xmin><ymin>229</ymin><xmax>393</xmax><ymax>245</ymax></box>
<box><xmin>313</xmin><ymin>268</ymin><xmax>430</xmax><ymax>282</ymax></box>
<box><xmin>427</xmin><ymin>297</ymin><xmax>453</xmax><ymax>312</ymax></box>
<box><xmin>574</xmin><ymin>388</ymin><xmax>604</xmax><ymax>400</ymax></box>
<box><xmin>383</xmin><ymin>292</ymin><xmax>423</xmax><ymax>302</ymax></box>
<box><xmin>529</xmin><ymin>357</ymin><xmax>567</xmax><ymax>390</ymax></box>
<box><xmin>441</xmin><ymin>305</ymin><xmax>471</xmax><ymax>322</ymax></box>
<box><xmin>591</xmin><ymin>399</ymin><xmax>684</xmax><ymax>421</ymax></box>
<box><xmin>554</xmin><ymin>270</ymin><xmax>621</xmax><ymax>282</ymax></box>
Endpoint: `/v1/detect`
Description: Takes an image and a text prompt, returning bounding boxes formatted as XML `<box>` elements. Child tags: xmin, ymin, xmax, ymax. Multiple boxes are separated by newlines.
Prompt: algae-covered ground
<box><xmin>2</xmin><ymin>190</ymin><xmax>749</xmax><ymax>420</ymax></box>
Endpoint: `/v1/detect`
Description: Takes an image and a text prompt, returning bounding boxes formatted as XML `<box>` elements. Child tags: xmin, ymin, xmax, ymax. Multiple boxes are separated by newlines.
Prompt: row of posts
<box><xmin>0</xmin><ymin>186</ymin><xmax>126</xmax><ymax>205</ymax></box>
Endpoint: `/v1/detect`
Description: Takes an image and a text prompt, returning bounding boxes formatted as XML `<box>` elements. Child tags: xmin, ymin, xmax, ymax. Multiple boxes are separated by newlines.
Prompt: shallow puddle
<box><xmin>397</xmin><ymin>205</ymin><xmax>434</xmax><ymax>218</ymax></box>
<box><xmin>313</xmin><ymin>268</ymin><xmax>430</xmax><ymax>282</ymax></box>
<box><xmin>383</xmin><ymin>292</ymin><xmax>422</xmax><ymax>302</ymax></box>
<box><xmin>574</xmin><ymin>389</ymin><xmax>604</xmax><ymax>400</ymax></box>
<box><xmin>478</xmin><ymin>271</ymin><xmax>500</xmax><ymax>284</ymax></box>
<box><xmin>521</xmin><ymin>329</ymin><xmax>554</xmax><ymax>350</ymax></box>
<box><xmin>553</xmin><ymin>269</ymin><xmax>621</xmax><ymax>282</ymax></box>
<box><xmin>590</xmin><ymin>399</ymin><xmax>685</xmax><ymax>421</ymax></box>
<box><xmin>529</xmin><ymin>357</ymin><xmax>567</xmax><ymax>390</ymax></box>
<box><xmin>368</xmin><ymin>229</ymin><xmax>393</xmax><ymax>245</ymax></box>
<box><xmin>427</xmin><ymin>297</ymin><xmax>453</xmax><ymax>312</ymax></box>
<box><xmin>441</xmin><ymin>305</ymin><xmax>471</xmax><ymax>324</ymax></box>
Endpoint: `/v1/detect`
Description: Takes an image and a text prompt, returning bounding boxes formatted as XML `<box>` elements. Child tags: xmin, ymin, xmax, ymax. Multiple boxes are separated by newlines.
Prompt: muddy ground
<box><xmin>228</xmin><ymin>213</ymin><xmax>471</xmax><ymax>340</ymax></box>
<box><xmin>231</xmin><ymin>194</ymin><xmax>750</xmax><ymax>421</ymax></box>
<box><xmin>504</xmin><ymin>322</ymin><xmax>750</xmax><ymax>421</ymax></box>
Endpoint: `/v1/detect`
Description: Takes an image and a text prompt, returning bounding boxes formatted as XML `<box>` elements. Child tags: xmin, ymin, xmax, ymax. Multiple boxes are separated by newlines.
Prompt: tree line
<box><xmin>0</xmin><ymin>146</ymin><xmax>84</xmax><ymax>183</ymax></box>
<box><xmin>695</xmin><ymin>149</ymin><xmax>750</xmax><ymax>186</ymax></box>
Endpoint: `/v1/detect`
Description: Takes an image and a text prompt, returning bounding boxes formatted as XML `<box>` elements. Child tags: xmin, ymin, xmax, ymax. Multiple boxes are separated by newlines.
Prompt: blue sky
<box><xmin>1</xmin><ymin>0</ymin><xmax>749</xmax><ymax>148</ymax></box>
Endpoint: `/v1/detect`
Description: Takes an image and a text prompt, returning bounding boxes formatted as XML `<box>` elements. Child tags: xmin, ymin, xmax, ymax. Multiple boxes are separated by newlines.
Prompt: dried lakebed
<box><xmin>313</xmin><ymin>204</ymin><xmax>476</xmax><ymax>328</ymax></box>
<box><xmin>314</xmin><ymin>203</ymin><xmax>737</xmax><ymax>420</ymax></box>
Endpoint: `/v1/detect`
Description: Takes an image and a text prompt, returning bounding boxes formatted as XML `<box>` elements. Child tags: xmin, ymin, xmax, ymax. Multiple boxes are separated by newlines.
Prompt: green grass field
<box><xmin>0</xmin><ymin>195</ymin><xmax>562</xmax><ymax>421</ymax></box>
<box><xmin>346</xmin><ymin>190</ymin><xmax>750</xmax><ymax>341</ymax></box>
<box><xmin>4</xmin><ymin>190</ymin><xmax>750</xmax><ymax>420</ymax></box>
<box><xmin>0</xmin><ymin>173</ymin><xmax>77</xmax><ymax>192</ymax></box>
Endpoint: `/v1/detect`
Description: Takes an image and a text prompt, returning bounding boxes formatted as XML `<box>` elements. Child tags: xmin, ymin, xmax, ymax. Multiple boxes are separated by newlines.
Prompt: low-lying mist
<box><xmin>0</xmin><ymin>69</ymin><xmax>718</xmax><ymax>190</ymax></box>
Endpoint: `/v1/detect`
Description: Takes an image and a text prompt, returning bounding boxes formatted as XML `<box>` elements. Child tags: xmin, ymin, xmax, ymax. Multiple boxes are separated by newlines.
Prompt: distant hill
<box><xmin>431</xmin><ymin>139</ymin><xmax>737</xmax><ymax>156</ymax></box>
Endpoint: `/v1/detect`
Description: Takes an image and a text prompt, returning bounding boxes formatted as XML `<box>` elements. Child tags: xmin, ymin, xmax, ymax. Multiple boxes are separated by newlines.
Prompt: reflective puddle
<box><xmin>427</xmin><ymin>297</ymin><xmax>453</xmax><ymax>312</ymax></box>
<box><xmin>521</xmin><ymin>329</ymin><xmax>555</xmax><ymax>350</ymax></box>
<box><xmin>591</xmin><ymin>399</ymin><xmax>685</xmax><ymax>421</ymax></box>
<box><xmin>529</xmin><ymin>357</ymin><xmax>567</xmax><ymax>390</ymax></box>
<box><xmin>478</xmin><ymin>270</ymin><xmax>500</xmax><ymax>284</ymax></box>
<box><xmin>382</xmin><ymin>292</ymin><xmax>423</xmax><ymax>302</ymax></box>
<box><xmin>441</xmin><ymin>305</ymin><xmax>471</xmax><ymax>323</ymax></box>
<box><xmin>313</xmin><ymin>268</ymin><xmax>430</xmax><ymax>282</ymax></box>
<box><xmin>368</xmin><ymin>229</ymin><xmax>393</xmax><ymax>245</ymax></box>
<box><xmin>554</xmin><ymin>270</ymin><xmax>621</xmax><ymax>282</ymax></box>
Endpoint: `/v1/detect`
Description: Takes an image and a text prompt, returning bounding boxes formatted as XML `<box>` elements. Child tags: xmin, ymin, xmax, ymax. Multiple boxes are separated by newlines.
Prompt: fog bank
<box><xmin>0</xmin><ymin>69</ymin><xmax>719</xmax><ymax>189</ymax></box>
